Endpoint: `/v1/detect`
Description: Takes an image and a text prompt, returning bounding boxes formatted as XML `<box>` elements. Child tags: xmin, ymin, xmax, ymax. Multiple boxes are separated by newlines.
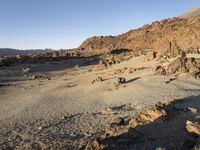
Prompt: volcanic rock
<box><xmin>129</xmin><ymin>107</ymin><xmax>166</xmax><ymax>128</ymax></box>
<box><xmin>186</xmin><ymin>120</ymin><xmax>200</xmax><ymax>135</ymax></box>
<box><xmin>154</xmin><ymin>65</ymin><xmax>167</xmax><ymax>75</ymax></box>
<box><xmin>110</xmin><ymin>117</ymin><xmax>125</xmax><ymax>126</ymax></box>
<box><xmin>101</xmin><ymin>107</ymin><xmax>113</xmax><ymax>115</ymax></box>
<box><xmin>146</xmin><ymin>51</ymin><xmax>157</xmax><ymax>61</ymax></box>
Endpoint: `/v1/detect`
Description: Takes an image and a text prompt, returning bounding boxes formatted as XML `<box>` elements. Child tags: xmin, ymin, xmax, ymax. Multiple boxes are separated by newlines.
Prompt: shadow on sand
<box><xmin>125</xmin><ymin>77</ymin><xmax>141</xmax><ymax>83</ymax></box>
<box><xmin>94</xmin><ymin>95</ymin><xmax>200</xmax><ymax>150</ymax></box>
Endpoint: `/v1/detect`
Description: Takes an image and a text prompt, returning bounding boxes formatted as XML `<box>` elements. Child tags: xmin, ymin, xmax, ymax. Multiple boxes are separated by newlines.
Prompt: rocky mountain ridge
<box><xmin>80</xmin><ymin>15</ymin><xmax>200</xmax><ymax>58</ymax></box>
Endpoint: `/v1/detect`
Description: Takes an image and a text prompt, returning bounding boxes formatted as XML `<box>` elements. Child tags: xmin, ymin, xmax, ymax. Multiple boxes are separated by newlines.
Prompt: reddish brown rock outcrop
<box><xmin>155</xmin><ymin>56</ymin><xmax>200</xmax><ymax>78</ymax></box>
<box><xmin>129</xmin><ymin>107</ymin><xmax>166</xmax><ymax>128</ymax></box>
<box><xmin>80</xmin><ymin>16</ymin><xmax>200</xmax><ymax>57</ymax></box>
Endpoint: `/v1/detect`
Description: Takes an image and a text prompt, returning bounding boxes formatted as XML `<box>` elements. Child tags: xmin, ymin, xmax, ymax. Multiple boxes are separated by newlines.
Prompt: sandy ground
<box><xmin>0</xmin><ymin>55</ymin><xmax>200</xmax><ymax>149</ymax></box>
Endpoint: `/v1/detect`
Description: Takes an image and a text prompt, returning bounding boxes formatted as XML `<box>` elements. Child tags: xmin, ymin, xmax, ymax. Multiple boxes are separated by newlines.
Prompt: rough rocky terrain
<box><xmin>0</xmin><ymin>53</ymin><xmax>200</xmax><ymax>149</ymax></box>
<box><xmin>83</xmin><ymin>96</ymin><xmax>200</xmax><ymax>150</ymax></box>
<box><xmin>154</xmin><ymin>54</ymin><xmax>200</xmax><ymax>78</ymax></box>
<box><xmin>0</xmin><ymin>6</ymin><xmax>200</xmax><ymax>150</ymax></box>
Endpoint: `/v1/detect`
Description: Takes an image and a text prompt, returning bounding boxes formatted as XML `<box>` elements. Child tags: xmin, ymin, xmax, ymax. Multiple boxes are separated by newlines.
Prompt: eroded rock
<box><xmin>187</xmin><ymin>107</ymin><xmax>198</xmax><ymax>113</ymax></box>
<box><xmin>186</xmin><ymin>121</ymin><xmax>200</xmax><ymax>135</ymax></box>
<box><xmin>116</xmin><ymin>77</ymin><xmax>126</xmax><ymax>84</ymax></box>
<box><xmin>154</xmin><ymin>65</ymin><xmax>167</xmax><ymax>75</ymax></box>
<box><xmin>110</xmin><ymin>117</ymin><xmax>125</xmax><ymax>126</ymax></box>
<box><xmin>129</xmin><ymin>107</ymin><xmax>166</xmax><ymax>128</ymax></box>
<box><xmin>84</xmin><ymin>139</ymin><xmax>104</xmax><ymax>150</ymax></box>
<box><xmin>92</xmin><ymin>77</ymin><xmax>103</xmax><ymax>84</ymax></box>
<box><xmin>22</xmin><ymin>67</ymin><xmax>31</xmax><ymax>74</ymax></box>
<box><xmin>146</xmin><ymin>51</ymin><xmax>157</xmax><ymax>61</ymax></box>
<box><xmin>101</xmin><ymin>107</ymin><xmax>113</xmax><ymax>115</ymax></box>
<box><xmin>154</xmin><ymin>56</ymin><xmax>200</xmax><ymax>78</ymax></box>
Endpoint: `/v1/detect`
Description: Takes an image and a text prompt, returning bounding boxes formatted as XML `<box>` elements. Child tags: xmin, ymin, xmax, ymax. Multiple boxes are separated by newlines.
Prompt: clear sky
<box><xmin>0</xmin><ymin>0</ymin><xmax>200</xmax><ymax>50</ymax></box>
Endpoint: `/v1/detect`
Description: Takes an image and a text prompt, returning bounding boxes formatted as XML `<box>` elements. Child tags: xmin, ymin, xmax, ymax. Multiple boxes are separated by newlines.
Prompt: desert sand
<box><xmin>0</xmin><ymin>54</ymin><xmax>200</xmax><ymax>149</ymax></box>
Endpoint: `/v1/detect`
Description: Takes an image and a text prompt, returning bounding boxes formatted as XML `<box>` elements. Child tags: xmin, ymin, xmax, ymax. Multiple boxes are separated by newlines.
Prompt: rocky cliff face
<box><xmin>80</xmin><ymin>15</ymin><xmax>200</xmax><ymax>57</ymax></box>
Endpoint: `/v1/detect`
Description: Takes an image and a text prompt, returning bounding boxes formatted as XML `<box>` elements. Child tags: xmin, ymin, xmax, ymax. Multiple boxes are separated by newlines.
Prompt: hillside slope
<box><xmin>80</xmin><ymin>15</ymin><xmax>200</xmax><ymax>57</ymax></box>
<box><xmin>180</xmin><ymin>6</ymin><xmax>200</xmax><ymax>18</ymax></box>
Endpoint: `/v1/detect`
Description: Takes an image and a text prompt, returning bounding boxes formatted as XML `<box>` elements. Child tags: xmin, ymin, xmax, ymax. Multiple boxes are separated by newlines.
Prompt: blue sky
<box><xmin>0</xmin><ymin>0</ymin><xmax>199</xmax><ymax>50</ymax></box>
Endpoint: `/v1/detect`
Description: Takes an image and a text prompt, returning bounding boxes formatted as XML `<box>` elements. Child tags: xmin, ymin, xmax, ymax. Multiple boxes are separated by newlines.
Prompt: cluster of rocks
<box><xmin>101</xmin><ymin>107</ymin><xmax>114</xmax><ymax>115</ymax></box>
<box><xmin>185</xmin><ymin>120</ymin><xmax>200</xmax><ymax>149</ymax></box>
<box><xmin>22</xmin><ymin>67</ymin><xmax>50</xmax><ymax>80</ymax></box>
<box><xmin>83</xmin><ymin>103</ymin><xmax>166</xmax><ymax>150</ymax></box>
<box><xmin>0</xmin><ymin>56</ymin><xmax>19</xmax><ymax>67</ymax></box>
<box><xmin>0</xmin><ymin>55</ymin><xmax>44</xmax><ymax>67</ymax></box>
<box><xmin>83</xmin><ymin>99</ymin><xmax>200</xmax><ymax>150</ymax></box>
<box><xmin>91</xmin><ymin>77</ymin><xmax>104</xmax><ymax>84</ymax></box>
<box><xmin>99</xmin><ymin>55</ymin><xmax>121</xmax><ymax>68</ymax></box>
<box><xmin>112</xmin><ymin>67</ymin><xmax>134</xmax><ymax>75</ymax></box>
<box><xmin>154</xmin><ymin>55</ymin><xmax>200</xmax><ymax>78</ymax></box>
<box><xmin>116</xmin><ymin>77</ymin><xmax>126</xmax><ymax>84</ymax></box>
<box><xmin>129</xmin><ymin>106</ymin><xmax>166</xmax><ymax>128</ymax></box>
<box><xmin>112</xmin><ymin>67</ymin><xmax>146</xmax><ymax>76</ymax></box>
<box><xmin>98</xmin><ymin>50</ymin><xmax>144</xmax><ymax>68</ymax></box>
<box><xmin>112</xmin><ymin>77</ymin><xmax>126</xmax><ymax>90</ymax></box>
<box><xmin>0</xmin><ymin>50</ymin><xmax>84</xmax><ymax>67</ymax></box>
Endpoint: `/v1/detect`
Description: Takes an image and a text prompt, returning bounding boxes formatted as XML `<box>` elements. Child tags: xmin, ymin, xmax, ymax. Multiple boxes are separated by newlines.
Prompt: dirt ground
<box><xmin>0</xmin><ymin>55</ymin><xmax>200</xmax><ymax>149</ymax></box>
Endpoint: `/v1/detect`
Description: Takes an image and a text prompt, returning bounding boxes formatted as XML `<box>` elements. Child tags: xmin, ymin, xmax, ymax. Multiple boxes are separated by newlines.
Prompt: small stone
<box><xmin>126</xmin><ymin>68</ymin><xmax>134</xmax><ymax>74</ymax></box>
<box><xmin>164</xmin><ymin>80</ymin><xmax>170</xmax><ymax>84</ymax></box>
<box><xmin>113</xmin><ymin>83</ymin><xmax>119</xmax><ymax>90</ymax></box>
<box><xmin>186</xmin><ymin>120</ymin><xmax>200</xmax><ymax>135</ymax></box>
<box><xmin>22</xmin><ymin>67</ymin><xmax>31</xmax><ymax>74</ymax></box>
<box><xmin>29</xmin><ymin>75</ymin><xmax>37</xmax><ymax>80</ymax></box>
<box><xmin>62</xmin><ymin>116</ymin><xmax>68</xmax><ymax>120</ymax></box>
<box><xmin>154</xmin><ymin>65</ymin><xmax>166</xmax><ymax>75</ymax></box>
<box><xmin>91</xmin><ymin>76</ymin><xmax>103</xmax><ymax>84</ymax></box>
<box><xmin>102</xmin><ymin>107</ymin><xmax>113</xmax><ymax>115</ymax></box>
<box><xmin>110</xmin><ymin>117</ymin><xmax>125</xmax><ymax>126</ymax></box>
<box><xmin>84</xmin><ymin>132</ymin><xmax>92</xmax><ymax>137</ymax></box>
<box><xmin>70</xmin><ymin>133</ymin><xmax>76</xmax><ymax>137</ymax></box>
<box><xmin>187</xmin><ymin>107</ymin><xmax>198</xmax><ymax>113</ymax></box>
<box><xmin>116</xmin><ymin>77</ymin><xmax>126</xmax><ymax>84</ymax></box>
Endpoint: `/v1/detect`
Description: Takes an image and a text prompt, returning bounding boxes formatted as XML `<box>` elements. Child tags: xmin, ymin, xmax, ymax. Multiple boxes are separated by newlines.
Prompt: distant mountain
<box><xmin>180</xmin><ymin>6</ymin><xmax>200</xmax><ymax>18</ymax></box>
<box><xmin>0</xmin><ymin>48</ymin><xmax>53</xmax><ymax>56</ymax></box>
